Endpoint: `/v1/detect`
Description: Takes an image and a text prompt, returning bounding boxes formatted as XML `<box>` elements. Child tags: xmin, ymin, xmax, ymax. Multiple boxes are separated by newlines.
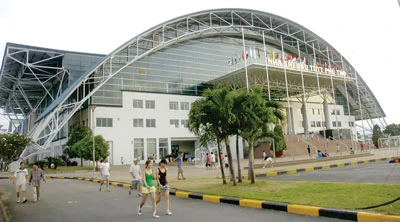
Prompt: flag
<box><xmin>228</xmin><ymin>58</ymin><xmax>232</xmax><ymax>66</ymax></box>
<box><xmin>257</xmin><ymin>49</ymin><xmax>261</xmax><ymax>58</ymax></box>
<box><xmin>246</xmin><ymin>50</ymin><xmax>249</xmax><ymax>59</ymax></box>
<box><xmin>242</xmin><ymin>51</ymin><xmax>245</xmax><ymax>60</ymax></box>
<box><xmin>234</xmin><ymin>55</ymin><xmax>238</xmax><ymax>64</ymax></box>
<box><xmin>269</xmin><ymin>50</ymin><xmax>273</xmax><ymax>60</ymax></box>
<box><xmin>249</xmin><ymin>48</ymin><xmax>253</xmax><ymax>59</ymax></box>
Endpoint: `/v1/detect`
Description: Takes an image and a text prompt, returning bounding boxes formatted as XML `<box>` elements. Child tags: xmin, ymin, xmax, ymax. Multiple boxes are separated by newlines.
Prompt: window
<box><xmin>338</xmin><ymin>121</ymin><xmax>342</xmax><ymax>127</ymax></box>
<box><xmin>336</xmin><ymin>110</ymin><xmax>341</xmax><ymax>115</ymax></box>
<box><xmin>349</xmin><ymin>121</ymin><xmax>355</xmax><ymax>127</ymax></box>
<box><xmin>145</xmin><ymin>100</ymin><xmax>155</xmax><ymax>109</ymax></box>
<box><xmin>170</xmin><ymin>119</ymin><xmax>179</xmax><ymax>128</ymax></box>
<box><xmin>181</xmin><ymin>120</ymin><xmax>188</xmax><ymax>128</ymax></box>
<box><xmin>169</xmin><ymin>101</ymin><xmax>178</xmax><ymax>110</ymax></box>
<box><xmin>332</xmin><ymin>121</ymin><xmax>337</xmax><ymax>127</ymax></box>
<box><xmin>297</xmin><ymin>121</ymin><xmax>303</xmax><ymax>127</ymax></box>
<box><xmin>180</xmin><ymin>102</ymin><xmax>189</xmax><ymax>110</ymax></box>
<box><xmin>331</xmin><ymin>109</ymin><xmax>336</xmax><ymax>115</ymax></box>
<box><xmin>322</xmin><ymin>122</ymin><xmax>326</xmax><ymax>127</ymax></box>
<box><xmin>310</xmin><ymin>121</ymin><xmax>316</xmax><ymax>127</ymax></box>
<box><xmin>133</xmin><ymin>138</ymin><xmax>144</xmax><ymax>161</ymax></box>
<box><xmin>133</xmin><ymin>99</ymin><xmax>143</xmax><ymax>108</ymax></box>
<box><xmin>96</xmin><ymin>118</ymin><xmax>113</xmax><ymax>127</ymax></box>
<box><xmin>147</xmin><ymin>138</ymin><xmax>156</xmax><ymax>160</ymax></box>
<box><xmin>146</xmin><ymin>119</ymin><xmax>156</xmax><ymax>128</ymax></box>
<box><xmin>316</xmin><ymin>121</ymin><xmax>321</xmax><ymax>127</ymax></box>
<box><xmin>133</xmin><ymin>119</ymin><xmax>144</xmax><ymax>128</ymax></box>
<box><xmin>159</xmin><ymin>138</ymin><xmax>168</xmax><ymax>159</ymax></box>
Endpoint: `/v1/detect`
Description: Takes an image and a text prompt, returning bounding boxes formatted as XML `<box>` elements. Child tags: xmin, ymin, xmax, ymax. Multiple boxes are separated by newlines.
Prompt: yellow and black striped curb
<box><xmin>46</xmin><ymin>176</ymin><xmax>400</xmax><ymax>222</ymax></box>
<box><xmin>247</xmin><ymin>157</ymin><xmax>393</xmax><ymax>180</ymax></box>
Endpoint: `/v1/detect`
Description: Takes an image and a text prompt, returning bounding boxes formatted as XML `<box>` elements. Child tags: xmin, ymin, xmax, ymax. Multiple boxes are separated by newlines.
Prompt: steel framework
<box><xmin>0</xmin><ymin>9</ymin><xmax>385</xmax><ymax>159</ymax></box>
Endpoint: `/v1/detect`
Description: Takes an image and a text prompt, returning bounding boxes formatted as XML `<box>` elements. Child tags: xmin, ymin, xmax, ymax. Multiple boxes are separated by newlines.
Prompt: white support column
<box><xmin>354</xmin><ymin>70</ymin><xmax>366</xmax><ymax>143</ymax></box>
<box><xmin>262</xmin><ymin>31</ymin><xmax>271</xmax><ymax>100</ymax></box>
<box><xmin>297</xmin><ymin>39</ymin><xmax>308</xmax><ymax>134</ymax></box>
<box><xmin>242</xmin><ymin>27</ymin><xmax>249</xmax><ymax>91</ymax></box>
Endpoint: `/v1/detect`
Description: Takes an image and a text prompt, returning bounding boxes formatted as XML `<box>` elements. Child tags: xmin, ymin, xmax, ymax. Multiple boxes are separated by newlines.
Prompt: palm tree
<box><xmin>233</xmin><ymin>87</ymin><xmax>276</xmax><ymax>184</ymax></box>
<box><xmin>188</xmin><ymin>87</ymin><xmax>238</xmax><ymax>185</ymax></box>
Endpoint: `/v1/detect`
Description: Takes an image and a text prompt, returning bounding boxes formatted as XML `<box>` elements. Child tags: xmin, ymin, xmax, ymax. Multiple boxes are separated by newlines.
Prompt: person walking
<box><xmin>262</xmin><ymin>150</ymin><xmax>273</xmax><ymax>168</ymax></box>
<box><xmin>99</xmin><ymin>157</ymin><xmax>111</xmax><ymax>192</ymax></box>
<box><xmin>210</xmin><ymin>152</ymin><xmax>216</xmax><ymax>170</ymax></box>
<box><xmin>307</xmin><ymin>144</ymin><xmax>311</xmax><ymax>157</ymax></box>
<box><xmin>156</xmin><ymin>159</ymin><xmax>172</xmax><ymax>216</ymax></box>
<box><xmin>13</xmin><ymin>162</ymin><xmax>29</xmax><ymax>203</ymax></box>
<box><xmin>224</xmin><ymin>154</ymin><xmax>229</xmax><ymax>172</ymax></box>
<box><xmin>138</xmin><ymin>160</ymin><xmax>159</xmax><ymax>218</ymax></box>
<box><xmin>29</xmin><ymin>162</ymin><xmax>46</xmax><ymax>203</ymax></box>
<box><xmin>176</xmin><ymin>152</ymin><xmax>186</xmax><ymax>180</ymax></box>
<box><xmin>129</xmin><ymin>159</ymin><xmax>142</xmax><ymax>196</ymax></box>
<box><xmin>205</xmin><ymin>153</ymin><xmax>211</xmax><ymax>169</ymax></box>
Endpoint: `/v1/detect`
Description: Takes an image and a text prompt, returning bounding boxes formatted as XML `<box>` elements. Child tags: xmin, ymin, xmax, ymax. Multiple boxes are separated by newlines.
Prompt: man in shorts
<box><xmin>13</xmin><ymin>162</ymin><xmax>28</xmax><ymax>203</ymax></box>
<box><xmin>262</xmin><ymin>150</ymin><xmax>273</xmax><ymax>168</ymax></box>
<box><xmin>99</xmin><ymin>157</ymin><xmax>111</xmax><ymax>192</ymax></box>
<box><xmin>176</xmin><ymin>152</ymin><xmax>185</xmax><ymax>180</ymax></box>
<box><xmin>129</xmin><ymin>159</ymin><xmax>142</xmax><ymax>196</ymax></box>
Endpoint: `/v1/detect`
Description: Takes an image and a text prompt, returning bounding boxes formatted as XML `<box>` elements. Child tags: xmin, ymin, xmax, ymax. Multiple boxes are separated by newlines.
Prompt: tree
<box><xmin>272</xmin><ymin>125</ymin><xmax>287</xmax><ymax>152</ymax></box>
<box><xmin>232</xmin><ymin>87</ymin><xmax>276</xmax><ymax>184</ymax></box>
<box><xmin>64</xmin><ymin>125</ymin><xmax>92</xmax><ymax>160</ymax></box>
<box><xmin>70</xmin><ymin>135</ymin><xmax>109</xmax><ymax>166</ymax></box>
<box><xmin>383</xmin><ymin>123</ymin><xmax>400</xmax><ymax>136</ymax></box>
<box><xmin>372</xmin><ymin>124</ymin><xmax>384</xmax><ymax>148</ymax></box>
<box><xmin>0</xmin><ymin>133</ymin><xmax>33</xmax><ymax>168</ymax></box>
<box><xmin>188</xmin><ymin>87</ymin><xmax>237</xmax><ymax>185</ymax></box>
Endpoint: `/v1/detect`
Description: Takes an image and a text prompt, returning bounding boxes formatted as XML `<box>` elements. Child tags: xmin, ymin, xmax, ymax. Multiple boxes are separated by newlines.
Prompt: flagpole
<box><xmin>262</xmin><ymin>31</ymin><xmax>271</xmax><ymax>100</ymax></box>
<box><xmin>297</xmin><ymin>39</ymin><xmax>308</xmax><ymax>135</ymax></box>
<box><xmin>313</xmin><ymin>42</ymin><xmax>327</xmax><ymax>152</ymax></box>
<box><xmin>281</xmin><ymin>35</ymin><xmax>294</xmax><ymax>159</ymax></box>
<box><xmin>354</xmin><ymin>69</ymin><xmax>366</xmax><ymax>150</ymax></box>
<box><xmin>341</xmin><ymin>53</ymin><xmax>354</xmax><ymax>151</ymax></box>
<box><xmin>242</xmin><ymin>27</ymin><xmax>249</xmax><ymax>91</ymax></box>
<box><xmin>327</xmin><ymin>47</ymin><xmax>340</xmax><ymax>139</ymax></box>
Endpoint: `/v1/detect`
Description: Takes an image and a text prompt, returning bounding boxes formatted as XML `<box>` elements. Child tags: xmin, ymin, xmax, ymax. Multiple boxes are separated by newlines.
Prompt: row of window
<box><xmin>133</xmin><ymin>138</ymin><xmax>169</xmax><ymax>161</ymax></box>
<box><xmin>132</xmin><ymin>99</ymin><xmax>190</xmax><ymax>110</ymax></box>
<box><xmin>297</xmin><ymin>121</ymin><xmax>354</xmax><ymax>128</ymax></box>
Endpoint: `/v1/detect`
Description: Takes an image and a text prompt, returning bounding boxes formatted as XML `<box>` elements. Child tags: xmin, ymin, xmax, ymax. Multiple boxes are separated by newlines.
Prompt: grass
<box><xmin>169</xmin><ymin>178</ymin><xmax>400</xmax><ymax>216</ymax></box>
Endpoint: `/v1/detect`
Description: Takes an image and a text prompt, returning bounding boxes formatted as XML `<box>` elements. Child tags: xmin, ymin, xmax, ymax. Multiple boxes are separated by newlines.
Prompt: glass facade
<box><xmin>91</xmin><ymin>37</ymin><xmax>282</xmax><ymax>106</ymax></box>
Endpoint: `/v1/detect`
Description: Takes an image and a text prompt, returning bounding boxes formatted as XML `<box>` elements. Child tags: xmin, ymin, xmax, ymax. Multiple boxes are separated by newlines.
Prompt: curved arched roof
<box><xmin>4</xmin><ymin>8</ymin><xmax>384</xmax><ymax>156</ymax></box>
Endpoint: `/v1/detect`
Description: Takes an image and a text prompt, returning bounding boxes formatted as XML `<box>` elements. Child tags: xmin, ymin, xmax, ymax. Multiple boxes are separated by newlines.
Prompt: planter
<box><xmin>275</xmin><ymin>150</ymin><xmax>284</xmax><ymax>158</ymax></box>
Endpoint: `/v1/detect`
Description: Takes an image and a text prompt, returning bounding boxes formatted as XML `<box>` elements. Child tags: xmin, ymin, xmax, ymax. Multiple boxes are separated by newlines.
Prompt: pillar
<box><xmin>323</xmin><ymin>99</ymin><xmax>332</xmax><ymax>129</ymax></box>
<box><xmin>301</xmin><ymin>102</ymin><xmax>309</xmax><ymax>135</ymax></box>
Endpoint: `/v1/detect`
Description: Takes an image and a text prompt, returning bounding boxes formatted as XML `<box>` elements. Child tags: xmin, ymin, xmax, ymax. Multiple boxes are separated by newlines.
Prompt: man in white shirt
<box><xmin>13</xmin><ymin>162</ymin><xmax>29</xmax><ymax>203</ymax></box>
<box><xmin>129</xmin><ymin>159</ymin><xmax>142</xmax><ymax>196</ymax></box>
<box><xmin>210</xmin><ymin>152</ymin><xmax>216</xmax><ymax>169</ymax></box>
<box><xmin>99</xmin><ymin>157</ymin><xmax>110</xmax><ymax>192</ymax></box>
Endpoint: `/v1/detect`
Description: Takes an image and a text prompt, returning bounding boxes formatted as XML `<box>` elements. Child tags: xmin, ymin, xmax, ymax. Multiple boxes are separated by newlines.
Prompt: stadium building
<box><xmin>0</xmin><ymin>9</ymin><xmax>386</xmax><ymax>166</ymax></box>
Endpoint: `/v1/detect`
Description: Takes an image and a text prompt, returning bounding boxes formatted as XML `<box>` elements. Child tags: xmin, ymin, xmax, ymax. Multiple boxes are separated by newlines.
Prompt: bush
<box><xmin>45</xmin><ymin>157</ymin><xmax>66</xmax><ymax>169</ymax></box>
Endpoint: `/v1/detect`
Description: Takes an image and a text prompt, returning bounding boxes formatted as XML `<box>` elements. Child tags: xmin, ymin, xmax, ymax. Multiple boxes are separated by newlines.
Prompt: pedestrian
<box><xmin>129</xmin><ymin>159</ymin><xmax>142</xmax><ymax>197</ymax></box>
<box><xmin>13</xmin><ymin>162</ymin><xmax>28</xmax><ymax>203</ymax></box>
<box><xmin>262</xmin><ymin>150</ymin><xmax>273</xmax><ymax>168</ymax></box>
<box><xmin>220</xmin><ymin>153</ymin><xmax>225</xmax><ymax>168</ymax></box>
<box><xmin>205</xmin><ymin>153</ymin><xmax>211</xmax><ymax>169</ymax></box>
<box><xmin>224</xmin><ymin>155</ymin><xmax>229</xmax><ymax>171</ymax></box>
<box><xmin>138</xmin><ymin>160</ymin><xmax>159</xmax><ymax>218</ymax></box>
<box><xmin>156</xmin><ymin>159</ymin><xmax>172</xmax><ymax>216</ymax></box>
<box><xmin>176</xmin><ymin>152</ymin><xmax>186</xmax><ymax>180</ymax></box>
<box><xmin>336</xmin><ymin>144</ymin><xmax>340</xmax><ymax>154</ymax></box>
<box><xmin>307</xmin><ymin>144</ymin><xmax>311</xmax><ymax>157</ymax></box>
<box><xmin>99</xmin><ymin>157</ymin><xmax>111</xmax><ymax>192</ymax></box>
<box><xmin>120</xmin><ymin>156</ymin><xmax>124</xmax><ymax>165</ymax></box>
<box><xmin>29</xmin><ymin>162</ymin><xmax>46</xmax><ymax>203</ymax></box>
<box><xmin>210</xmin><ymin>152</ymin><xmax>216</xmax><ymax>169</ymax></box>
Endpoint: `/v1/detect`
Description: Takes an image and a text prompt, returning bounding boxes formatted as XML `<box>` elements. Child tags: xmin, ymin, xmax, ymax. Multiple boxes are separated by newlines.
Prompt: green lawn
<box><xmin>169</xmin><ymin>178</ymin><xmax>400</xmax><ymax>216</ymax></box>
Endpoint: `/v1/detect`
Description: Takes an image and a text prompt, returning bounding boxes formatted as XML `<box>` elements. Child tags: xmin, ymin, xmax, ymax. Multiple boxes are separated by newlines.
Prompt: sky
<box><xmin>0</xmin><ymin>0</ymin><xmax>399</xmax><ymax>130</ymax></box>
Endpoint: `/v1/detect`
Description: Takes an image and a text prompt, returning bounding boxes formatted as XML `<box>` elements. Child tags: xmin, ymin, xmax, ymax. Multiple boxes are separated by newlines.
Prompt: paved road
<box><xmin>0</xmin><ymin>179</ymin><xmax>347</xmax><ymax>222</ymax></box>
<box><xmin>265</xmin><ymin>162</ymin><xmax>400</xmax><ymax>184</ymax></box>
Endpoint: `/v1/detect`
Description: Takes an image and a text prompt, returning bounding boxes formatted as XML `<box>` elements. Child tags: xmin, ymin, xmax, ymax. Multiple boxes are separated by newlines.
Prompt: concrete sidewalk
<box><xmin>45</xmin><ymin>148</ymin><xmax>397</xmax><ymax>183</ymax></box>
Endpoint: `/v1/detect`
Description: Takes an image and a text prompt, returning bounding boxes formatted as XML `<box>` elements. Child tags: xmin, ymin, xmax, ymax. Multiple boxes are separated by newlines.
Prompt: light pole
<box><xmin>91</xmin><ymin>105</ymin><xmax>96</xmax><ymax>178</ymax></box>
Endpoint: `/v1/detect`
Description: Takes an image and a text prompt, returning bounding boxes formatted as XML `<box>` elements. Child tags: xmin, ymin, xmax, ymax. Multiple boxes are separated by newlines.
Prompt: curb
<box><xmin>49</xmin><ymin>176</ymin><xmax>400</xmax><ymax>222</ymax></box>
<box><xmin>249</xmin><ymin>157</ymin><xmax>393</xmax><ymax>180</ymax></box>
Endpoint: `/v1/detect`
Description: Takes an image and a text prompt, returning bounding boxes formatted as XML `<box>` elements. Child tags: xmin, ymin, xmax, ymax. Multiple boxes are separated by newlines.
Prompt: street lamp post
<box><xmin>91</xmin><ymin>106</ymin><xmax>96</xmax><ymax>178</ymax></box>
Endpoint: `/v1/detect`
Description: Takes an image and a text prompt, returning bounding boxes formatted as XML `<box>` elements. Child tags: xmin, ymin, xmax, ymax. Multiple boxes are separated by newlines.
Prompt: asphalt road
<box><xmin>0</xmin><ymin>179</ymin><xmax>347</xmax><ymax>222</ymax></box>
<box><xmin>265</xmin><ymin>162</ymin><xmax>400</xmax><ymax>183</ymax></box>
